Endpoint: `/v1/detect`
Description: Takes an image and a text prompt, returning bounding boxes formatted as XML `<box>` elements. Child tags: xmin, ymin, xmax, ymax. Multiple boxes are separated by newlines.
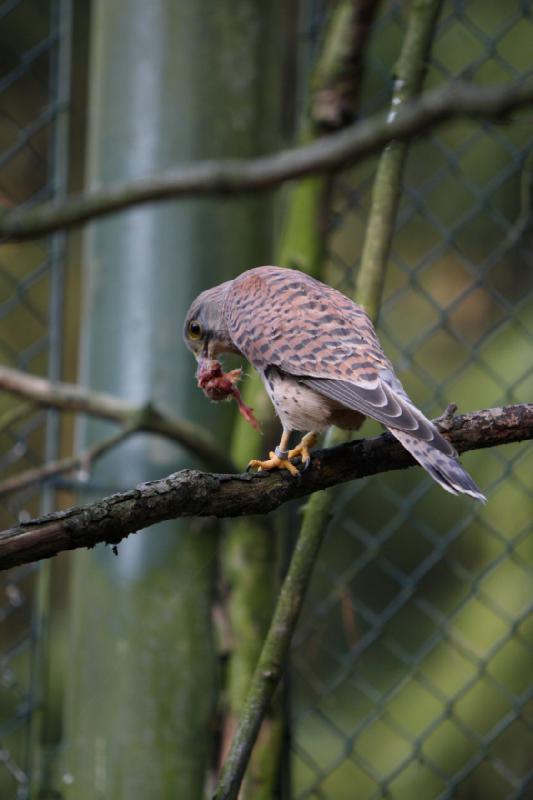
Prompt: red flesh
<box><xmin>196</xmin><ymin>358</ymin><xmax>261</xmax><ymax>431</ymax></box>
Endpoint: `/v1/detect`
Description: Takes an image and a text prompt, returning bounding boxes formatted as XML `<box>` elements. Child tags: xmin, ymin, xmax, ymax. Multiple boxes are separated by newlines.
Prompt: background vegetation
<box><xmin>0</xmin><ymin>1</ymin><xmax>531</xmax><ymax>798</ymax></box>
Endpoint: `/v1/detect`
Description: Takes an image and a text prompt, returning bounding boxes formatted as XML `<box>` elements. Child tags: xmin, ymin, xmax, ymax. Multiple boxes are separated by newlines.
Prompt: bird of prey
<box><xmin>183</xmin><ymin>266</ymin><xmax>485</xmax><ymax>501</ymax></box>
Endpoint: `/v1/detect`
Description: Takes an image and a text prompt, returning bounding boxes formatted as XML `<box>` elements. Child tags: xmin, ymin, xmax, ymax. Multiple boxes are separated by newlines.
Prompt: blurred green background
<box><xmin>0</xmin><ymin>1</ymin><xmax>531</xmax><ymax>798</ymax></box>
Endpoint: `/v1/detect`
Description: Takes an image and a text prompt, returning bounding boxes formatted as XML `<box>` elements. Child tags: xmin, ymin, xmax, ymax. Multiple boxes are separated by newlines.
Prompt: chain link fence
<box><xmin>0</xmin><ymin>2</ymin><xmax>531</xmax><ymax>799</ymax></box>
<box><xmin>290</xmin><ymin>2</ymin><xmax>532</xmax><ymax>798</ymax></box>
<box><xmin>0</xmin><ymin>0</ymin><xmax>66</xmax><ymax>796</ymax></box>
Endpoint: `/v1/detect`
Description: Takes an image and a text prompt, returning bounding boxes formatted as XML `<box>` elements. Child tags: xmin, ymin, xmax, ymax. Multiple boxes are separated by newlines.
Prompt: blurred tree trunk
<box><xmin>222</xmin><ymin>4</ymin><xmax>381</xmax><ymax>797</ymax></box>
<box><xmin>57</xmin><ymin>2</ymin><xmax>285</xmax><ymax>798</ymax></box>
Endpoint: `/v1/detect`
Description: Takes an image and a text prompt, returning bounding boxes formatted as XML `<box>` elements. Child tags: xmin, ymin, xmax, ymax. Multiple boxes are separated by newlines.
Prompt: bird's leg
<box><xmin>287</xmin><ymin>431</ymin><xmax>318</xmax><ymax>470</ymax></box>
<box><xmin>247</xmin><ymin>429</ymin><xmax>301</xmax><ymax>478</ymax></box>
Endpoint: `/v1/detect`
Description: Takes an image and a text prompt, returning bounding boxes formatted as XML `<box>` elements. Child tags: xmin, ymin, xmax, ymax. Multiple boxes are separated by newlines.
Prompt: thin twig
<box><xmin>0</xmin><ymin>400</ymin><xmax>36</xmax><ymax>434</ymax></box>
<box><xmin>0</xmin><ymin>425</ymin><xmax>135</xmax><ymax>498</ymax></box>
<box><xmin>0</xmin><ymin>80</ymin><xmax>532</xmax><ymax>241</ymax></box>
<box><xmin>311</xmin><ymin>0</ymin><xmax>382</xmax><ymax>130</ymax></box>
<box><xmin>213</xmin><ymin>491</ymin><xmax>333</xmax><ymax>800</ymax></box>
<box><xmin>0</xmin><ymin>402</ymin><xmax>530</xmax><ymax>572</ymax></box>
<box><xmin>0</xmin><ymin>365</ymin><xmax>234</xmax><ymax>472</ymax></box>
<box><xmin>356</xmin><ymin>0</ymin><xmax>444</xmax><ymax>320</ymax></box>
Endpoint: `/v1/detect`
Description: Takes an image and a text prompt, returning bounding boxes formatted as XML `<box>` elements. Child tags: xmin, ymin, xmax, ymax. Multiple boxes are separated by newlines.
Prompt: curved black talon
<box><xmin>301</xmin><ymin>457</ymin><xmax>311</xmax><ymax>472</ymax></box>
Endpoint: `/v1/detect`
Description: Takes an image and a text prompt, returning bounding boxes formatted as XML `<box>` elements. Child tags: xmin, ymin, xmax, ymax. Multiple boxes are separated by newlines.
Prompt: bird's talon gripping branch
<box><xmin>247</xmin><ymin>433</ymin><xmax>318</xmax><ymax>478</ymax></box>
<box><xmin>246</xmin><ymin>428</ymin><xmax>302</xmax><ymax>477</ymax></box>
<box><xmin>301</xmin><ymin>456</ymin><xmax>312</xmax><ymax>472</ymax></box>
<box><xmin>287</xmin><ymin>432</ymin><xmax>317</xmax><ymax>470</ymax></box>
<box><xmin>247</xmin><ymin>451</ymin><xmax>301</xmax><ymax>478</ymax></box>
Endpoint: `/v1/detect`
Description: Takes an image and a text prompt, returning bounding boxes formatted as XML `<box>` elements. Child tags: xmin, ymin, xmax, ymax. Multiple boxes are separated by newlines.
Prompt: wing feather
<box><xmin>302</xmin><ymin>376</ymin><xmax>455</xmax><ymax>457</ymax></box>
<box><xmin>225</xmin><ymin>267</ymin><xmax>455</xmax><ymax>458</ymax></box>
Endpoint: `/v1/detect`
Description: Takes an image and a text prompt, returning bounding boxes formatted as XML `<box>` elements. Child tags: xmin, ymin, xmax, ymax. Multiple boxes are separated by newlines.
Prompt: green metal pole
<box><xmin>59</xmin><ymin>2</ymin><xmax>284</xmax><ymax>798</ymax></box>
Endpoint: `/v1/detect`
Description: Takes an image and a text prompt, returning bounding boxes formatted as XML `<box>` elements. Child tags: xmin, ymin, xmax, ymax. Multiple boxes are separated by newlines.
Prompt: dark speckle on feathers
<box><xmin>185</xmin><ymin>266</ymin><xmax>485</xmax><ymax>502</ymax></box>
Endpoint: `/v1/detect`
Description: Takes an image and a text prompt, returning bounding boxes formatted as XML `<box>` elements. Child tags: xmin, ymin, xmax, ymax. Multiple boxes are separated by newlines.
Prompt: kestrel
<box><xmin>183</xmin><ymin>266</ymin><xmax>485</xmax><ymax>502</ymax></box>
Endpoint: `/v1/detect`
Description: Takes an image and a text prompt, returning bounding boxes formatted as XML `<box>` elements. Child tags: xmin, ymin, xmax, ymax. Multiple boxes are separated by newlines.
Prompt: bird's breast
<box><xmin>262</xmin><ymin>366</ymin><xmax>365</xmax><ymax>433</ymax></box>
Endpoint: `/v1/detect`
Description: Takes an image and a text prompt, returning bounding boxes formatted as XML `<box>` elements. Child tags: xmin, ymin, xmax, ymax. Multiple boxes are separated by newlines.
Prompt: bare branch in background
<box><xmin>0</xmin><ymin>365</ymin><xmax>234</xmax><ymax>473</ymax></box>
<box><xmin>0</xmin><ymin>403</ymin><xmax>530</xmax><ymax>573</ymax></box>
<box><xmin>0</xmin><ymin>80</ymin><xmax>532</xmax><ymax>241</ymax></box>
<box><xmin>0</xmin><ymin>425</ymin><xmax>135</xmax><ymax>498</ymax></box>
<box><xmin>0</xmin><ymin>400</ymin><xmax>36</xmax><ymax>434</ymax></box>
<box><xmin>311</xmin><ymin>0</ymin><xmax>382</xmax><ymax>130</ymax></box>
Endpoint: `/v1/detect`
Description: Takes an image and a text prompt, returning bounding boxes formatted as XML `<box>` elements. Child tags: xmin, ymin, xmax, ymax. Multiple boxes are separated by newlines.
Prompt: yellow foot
<box><xmin>247</xmin><ymin>433</ymin><xmax>318</xmax><ymax>477</ymax></box>
<box><xmin>287</xmin><ymin>444</ymin><xmax>311</xmax><ymax>468</ymax></box>
<box><xmin>287</xmin><ymin>432</ymin><xmax>317</xmax><ymax>469</ymax></box>
<box><xmin>247</xmin><ymin>451</ymin><xmax>300</xmax><ymax>478</ymax></box>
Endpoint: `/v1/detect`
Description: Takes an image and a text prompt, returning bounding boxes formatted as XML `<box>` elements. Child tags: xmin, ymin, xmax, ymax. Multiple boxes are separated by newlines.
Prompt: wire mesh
<box><xmin>0</xmin><ymin>2</ymin><xmax>531</xmax><ymax>799</ymax></box>
<box><xmin>0</xmin><ymin>1</ymin><xmax>66</xmax><ymax>797</ymax></box>
<box><xmin>290</xmin><ymin>2</ymin><xmax>532</xmax><ymax>799</ymax></box>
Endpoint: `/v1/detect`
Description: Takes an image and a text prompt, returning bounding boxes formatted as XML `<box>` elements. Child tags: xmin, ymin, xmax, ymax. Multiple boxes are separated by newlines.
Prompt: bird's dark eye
<box><xmin>188</xmin><ymin>320</ymin><xmax>203</xmax><ymax>340</ymax></box>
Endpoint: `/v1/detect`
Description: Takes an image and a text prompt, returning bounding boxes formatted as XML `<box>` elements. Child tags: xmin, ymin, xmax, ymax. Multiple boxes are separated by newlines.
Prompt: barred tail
<box><xmin>389</xmin><ymin>428</ymin><xmax>486</xmax><ymax>503</ymax></box>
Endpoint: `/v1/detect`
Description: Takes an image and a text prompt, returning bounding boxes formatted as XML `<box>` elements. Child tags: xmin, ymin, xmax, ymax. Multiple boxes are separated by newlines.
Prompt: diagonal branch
<box><xmin>0</xmin><ymin>400</ymin><xmax>36</xmax><ymax>433</ymax></box>
<box><xmin>311</xmin><ymin>0</ymin><xmax>382</xmax><ymax>130</ymax></box>
<box><xmin>0</xmin><ymin>403</ymin><xmax>530</xmax><ymax>572</ymax></box>
<box><xmin>0</xmin><ymin>80</ymin><xmax>532</xmax><ymax>241</ymax></box>
<box><xmin>0</xmin><ymin>425</ymin><xmax>135</xmax><ymax>498</ymax></box>
<box><xmin>0</xmin><ymin>365</ymin><xmax>234</xmax><ymax>472</ymax></box>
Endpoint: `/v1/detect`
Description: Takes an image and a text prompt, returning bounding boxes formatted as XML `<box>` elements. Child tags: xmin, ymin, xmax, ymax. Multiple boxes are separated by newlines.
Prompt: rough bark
<box><xmin>0</xmin><ymin>404</ymin><xmax>530</xmax><ymax>572</ymax></box>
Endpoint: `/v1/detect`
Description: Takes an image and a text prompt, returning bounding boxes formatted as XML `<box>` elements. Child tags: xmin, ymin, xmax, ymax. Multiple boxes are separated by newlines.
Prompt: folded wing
<box><xmin>225</xmin><ymin>267</ymin><xmax>485</xmax><ymax>501</ymax></box>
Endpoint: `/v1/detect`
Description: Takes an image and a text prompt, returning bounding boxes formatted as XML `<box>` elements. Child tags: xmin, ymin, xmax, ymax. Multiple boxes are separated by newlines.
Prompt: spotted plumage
<box><xmin>183</xmin><ymin>266</ymin><xmax>485</xmax><ymax>501</ymax></box>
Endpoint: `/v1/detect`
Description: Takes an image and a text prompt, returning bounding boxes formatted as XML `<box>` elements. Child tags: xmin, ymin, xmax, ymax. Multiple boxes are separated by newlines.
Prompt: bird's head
<box><xmin>183</xmin><ymin>280</ymin><xmax>240</xmax><ymax>361</ymax></box>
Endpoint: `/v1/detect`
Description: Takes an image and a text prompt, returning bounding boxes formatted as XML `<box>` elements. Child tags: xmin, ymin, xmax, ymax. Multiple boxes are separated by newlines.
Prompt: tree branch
<box><xmin>311</xmin><ymin>0</ymin><xmax>382</xmax><ymax>130</ymax></box>
<box><xmin>0</xmin><ymin>365</ymin><xmax>234</xmax><ymax>473</ymax></box>
<box><xmin>1</xmin><ymin>80</ymin><xmax>532</xmax><ymax>241</ymax></box>
<box><xmin>356</xmin><ymin>0</ymin><xmax>443</xmax><ymax>321</ymax></box>
<box><xmin>0</xmin><ymin>403</ymin><xmax>530</xmax><ymax>572</ymax></box>
<box><xmin>0</xmin><ymin>400</ymin><xmax>36</xmax><ymax>433</ymax></box>
<box><xmin>0</xmin><ymin>425</ymin><xmax>135</xmax><ymax>498</ymax></box>
<box><xmin>213</xmin><ymin>489</ymin><xmax>334</xmax><ymax>800</ymax></box>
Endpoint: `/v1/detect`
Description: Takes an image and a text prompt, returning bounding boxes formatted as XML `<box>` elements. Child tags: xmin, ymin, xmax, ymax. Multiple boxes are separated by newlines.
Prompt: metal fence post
<box><xmin>57</xmin><ymin>2</ymin><xmax>285</xmax><ymax>798</ymax></box>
